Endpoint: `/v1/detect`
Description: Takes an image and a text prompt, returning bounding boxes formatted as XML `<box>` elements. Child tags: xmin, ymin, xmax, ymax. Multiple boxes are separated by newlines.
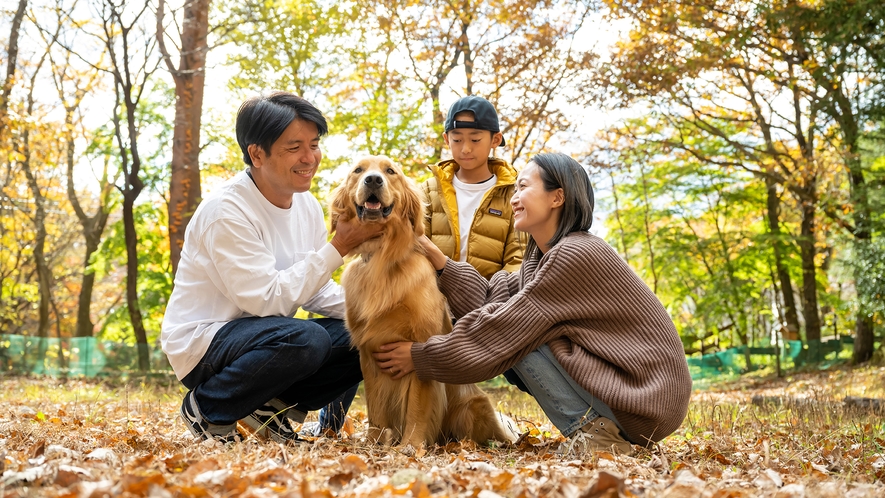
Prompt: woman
<box><xmin>374</xmin><ymin>153</ymin><xmax>691</xmax><ymax>454</ymax></box>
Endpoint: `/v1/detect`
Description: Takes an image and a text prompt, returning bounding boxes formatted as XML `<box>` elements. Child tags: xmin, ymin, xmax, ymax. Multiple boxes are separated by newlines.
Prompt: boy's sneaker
<box><xmin>241</xmin><ymin>398</ymin><xmax>307</xmax><ymax>444</ymax></box>
<box><xmin>180</xmin><ymin>390</ymin><xmax>241</xmax><ymax>443</ymax></box>
<box><xmin>559</xmin><ymin>416</ymin><xmax>634</xmax><ymax>457</ymax></box>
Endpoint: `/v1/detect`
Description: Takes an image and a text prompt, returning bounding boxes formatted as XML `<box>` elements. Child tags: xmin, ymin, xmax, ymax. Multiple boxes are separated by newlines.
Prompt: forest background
<box><xmin>1</xmin><ymin>0</ymin><xmax>884</xmax><ymax>376</ymax></box>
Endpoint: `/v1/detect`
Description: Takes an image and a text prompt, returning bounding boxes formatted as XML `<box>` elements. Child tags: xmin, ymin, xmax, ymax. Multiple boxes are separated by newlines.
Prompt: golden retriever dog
<box><xmin>330</xmin><ymin>155</ymin><xmax>517</xmax><ymax>448</ymax></box>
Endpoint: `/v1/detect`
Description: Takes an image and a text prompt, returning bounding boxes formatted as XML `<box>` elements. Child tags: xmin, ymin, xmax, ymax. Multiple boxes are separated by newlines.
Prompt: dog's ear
<box><xmin>402</xmin><ymin>178</ymin><xmax>425</xmax><ymax>237</ymax></box>
<box><xmin>329</xmin><ymin>183</ymin><xmax>348</xmax><ymax>233</ymax></box>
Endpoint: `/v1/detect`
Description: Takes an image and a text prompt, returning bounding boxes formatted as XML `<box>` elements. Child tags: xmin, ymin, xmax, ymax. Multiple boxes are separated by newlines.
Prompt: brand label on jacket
<box><xmin>489</xmin><ymin>209</ymin><xmax>502</xmax><ymax>216</ymax></box>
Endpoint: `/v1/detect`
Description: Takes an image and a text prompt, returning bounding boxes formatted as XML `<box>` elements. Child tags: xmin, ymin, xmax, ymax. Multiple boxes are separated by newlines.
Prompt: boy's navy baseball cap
<box><xmin>445</xmin><ymin>96</ymin><xmax>505</xmax><ymax>146</ymax></box>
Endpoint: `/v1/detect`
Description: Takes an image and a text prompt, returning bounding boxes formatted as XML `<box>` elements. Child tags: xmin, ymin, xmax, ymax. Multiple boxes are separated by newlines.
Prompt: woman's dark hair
<box><xmin>524</xmin><ymin>152</ymin><xmax>595</xmax><ymax>257</ymax></box>
<box><xmin>235</xmin><ymin>92</ymin><xmax>328</xmax><ymax>166</ymax></box>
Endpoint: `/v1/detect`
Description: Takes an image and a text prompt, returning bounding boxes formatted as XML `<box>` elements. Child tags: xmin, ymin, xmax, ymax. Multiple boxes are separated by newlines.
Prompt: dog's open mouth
<box><xmin>355</xmin><ymin>194</ymin><xmax>394</xmax><ymax>221</ymax></box>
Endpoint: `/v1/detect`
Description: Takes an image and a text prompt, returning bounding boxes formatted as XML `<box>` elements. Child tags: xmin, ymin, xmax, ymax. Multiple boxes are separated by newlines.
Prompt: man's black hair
<box><xmin>236</xmin><ymin>92</ymin><xmax>328</xmax><ymax>166</ymax></box>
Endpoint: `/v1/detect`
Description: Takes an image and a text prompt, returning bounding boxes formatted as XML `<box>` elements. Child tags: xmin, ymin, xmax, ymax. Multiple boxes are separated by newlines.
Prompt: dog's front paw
<box><xmin>367</xmin><ymin>426</ymin><xmax>395</xmax><ymax>446</ymax></box>
<box><xmin>396</xmin><ymin>443</ymin><xmax>419</xmax><ymax>457</ymax></box>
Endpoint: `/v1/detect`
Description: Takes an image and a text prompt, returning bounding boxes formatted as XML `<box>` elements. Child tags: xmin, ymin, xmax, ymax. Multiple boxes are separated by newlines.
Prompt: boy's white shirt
<box><xmin>451</xmin><ymin>173</ymin><xmax>498</xmax><ymax>262</ymax></box>
<box><xmin>160</xmin><ymin>171</ymin><xmax>345</xmax><ymax>380</ymax></box>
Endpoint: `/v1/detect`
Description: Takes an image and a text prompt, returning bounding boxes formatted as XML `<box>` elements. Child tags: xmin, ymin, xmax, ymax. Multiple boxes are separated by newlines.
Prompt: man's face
<box><xmin>443</xmin><ymin>111</ymin><xmax>501</xmax><ymax>174</ymax></box>
<box><xmin>248</xmin><ymin>119</ymin><xmax>322</xmax><ymax>208</ymax></box>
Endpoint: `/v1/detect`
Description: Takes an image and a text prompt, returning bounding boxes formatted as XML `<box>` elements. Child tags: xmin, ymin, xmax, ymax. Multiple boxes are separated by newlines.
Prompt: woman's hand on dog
<box><xmin>373</xmin><ymin>342</ymin><xmax>415</xmax><ymax>380</ymax></box>
<box><xmin>418</xmin><ymin>236</ymin><xmax>447</xmax><ymax>271</ymax></box>
<box><xmin>331</xmin><ymin>215</ymin><xmax>384</xmax><ymax>256</ymax></box>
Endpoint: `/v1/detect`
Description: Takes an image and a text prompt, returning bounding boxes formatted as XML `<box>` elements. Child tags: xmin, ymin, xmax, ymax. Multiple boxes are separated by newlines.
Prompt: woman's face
<box><xmin>511</xmin><ymin>161</ymin><xmax>563</xmax><ymax>241</ymax></box>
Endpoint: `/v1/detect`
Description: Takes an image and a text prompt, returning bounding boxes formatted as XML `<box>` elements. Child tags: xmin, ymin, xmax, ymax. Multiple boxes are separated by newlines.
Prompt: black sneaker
<box><xmin>241</xmin><ymin>398</ymin><xmax>306</xmax><ymax>443</ymax></box>
<box><xmin>180</xmin><ymin>390</ymin><xmax>241</xmax><ymax>443</ymax></box>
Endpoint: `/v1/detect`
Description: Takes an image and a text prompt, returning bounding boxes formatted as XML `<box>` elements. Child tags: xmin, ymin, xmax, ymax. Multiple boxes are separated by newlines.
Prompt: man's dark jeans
<box><xmin>181</xmin><ymin>316</ymin><xmax>361</xmax><ymax>425</ymax></box>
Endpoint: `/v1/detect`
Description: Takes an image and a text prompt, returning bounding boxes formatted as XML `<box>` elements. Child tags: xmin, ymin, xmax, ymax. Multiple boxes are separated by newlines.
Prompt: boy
<box><xmin>421</xmin><ymin>96</ymin><xmax>522</xmax><ymax>278</ymax></box>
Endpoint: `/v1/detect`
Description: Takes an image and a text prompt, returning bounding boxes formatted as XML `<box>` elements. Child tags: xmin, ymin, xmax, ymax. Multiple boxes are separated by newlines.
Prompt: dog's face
<box><xmin>330</xmin><ymin>155</ymin><xmax>423</xmax><ymax>235</ymax></box>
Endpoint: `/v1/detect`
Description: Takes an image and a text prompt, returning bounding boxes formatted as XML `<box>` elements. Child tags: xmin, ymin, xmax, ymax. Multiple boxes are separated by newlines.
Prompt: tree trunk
<box><xmin>21</xmin><ymin>133</ymin><xmax>51</xmax><ymax>340</ymax></box>
<box><xmin>64</xmin><ymin>100</ymin><xmax>111</xmax><ymax>338</ymax></box>
<box><xmin>765</xmin><ymin>176</ymin><xmax>801</xmax><ymax>339</ymax></box>
<box><xmin>123</xmin><ymin>194</ymin><xmax>149</xmax><ymax>371</ymax></box>
<box><xmin>609</xmin><ymin>171</ymin><xmax>631</xmax><ymax>266</ymax></box>
<box><xmin>638</xmin><ymin>164</ymin><xmax>658</xmax><ymax>293</ymax></box>
<box><xmin>429</xmin><ymin>85</ymin><xmax>444</xmax><ymax>161</ymax></box>
<box><xmin>0</xmin><ymin>0</ymin><xmax>28</xmax><ymax>123</ymax></box>
<box><xmin>160</xmin><ymin>0</ymin><xmax>210</xmax><ymax>274</ymax></box>
<box><xmin>797</xmin><ymin>195</ymin><xmax>822</xmax><ymax>360</ymax></box>
<box><xmin>20</xmin><ymin>51</ymin><xmax>52</xmax><ymax>342</ymax></box>
<box><xmin>843</xmin><ymin>139</ymin><xmax>875</xmax><ymax>363</ymax></box>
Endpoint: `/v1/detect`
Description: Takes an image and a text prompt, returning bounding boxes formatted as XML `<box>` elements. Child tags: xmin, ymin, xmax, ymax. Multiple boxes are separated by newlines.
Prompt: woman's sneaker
<box><xmin>180</xmin><ymin>391</ymin><xmax>241</xmax><ymax>443</ymax></box>
<box><xmin>559</xmin><ymin>416</ymin><xmax>634</xmax><ymax>457</ymax></box>
<box><xmin>241</xmin><ymin>399</ymin><xmax>306</xmax><ymax>443</ymax></box>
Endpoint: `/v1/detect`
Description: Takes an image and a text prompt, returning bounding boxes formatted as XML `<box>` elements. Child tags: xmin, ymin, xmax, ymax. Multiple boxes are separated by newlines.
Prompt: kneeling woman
<box><xmin>374</xmin><ymin>153</ymin><xmax>691</xmax><ymax>454</ymax></box>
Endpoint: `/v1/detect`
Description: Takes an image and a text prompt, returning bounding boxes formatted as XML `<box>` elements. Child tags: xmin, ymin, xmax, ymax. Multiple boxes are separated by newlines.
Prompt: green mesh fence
<box><xmin>0</xmin><ymin>333</ymin><xmax>858</xmax><ymax>380</ymax></box>
<box><xmin>687</xmin><ymin>337</ymin><xmax>855</xmax><ymax>387</ymax></box>
<box><xmin>0</xmin><ymin>334</ymin><xmax>171</xmax><ymax>377</ymax></box>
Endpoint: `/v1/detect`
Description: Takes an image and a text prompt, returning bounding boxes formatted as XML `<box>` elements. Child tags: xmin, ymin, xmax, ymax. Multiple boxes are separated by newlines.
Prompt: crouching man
<box><xmin>161</xmin><ymin>92</ymin><xmax>380</xmax><ymax>443</ymax></box>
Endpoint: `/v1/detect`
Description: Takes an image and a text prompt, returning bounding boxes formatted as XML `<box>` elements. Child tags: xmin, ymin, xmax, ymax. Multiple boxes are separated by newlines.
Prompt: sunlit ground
<box><xmin>1</xmin><ymin>365</ymin><xmax>884</xmax><ymax>496</ymax></box>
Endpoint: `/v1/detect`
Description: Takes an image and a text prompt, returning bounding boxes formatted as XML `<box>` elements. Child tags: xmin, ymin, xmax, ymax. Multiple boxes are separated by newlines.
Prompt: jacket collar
<box><xmin>432</xmin><ymin>158</ymin><xmax>517</xmax><ymax>187</ymax></box>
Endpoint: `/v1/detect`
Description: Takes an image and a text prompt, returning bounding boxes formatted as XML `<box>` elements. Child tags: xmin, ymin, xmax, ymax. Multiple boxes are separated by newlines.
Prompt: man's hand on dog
<box><xmin>373</xmin><ymin>342</ymin><xmax>415</xmax><ymax>380</ymax></box>
<box><xmin>331</xmin><ymin>215</ymin><xmax>384</xmax><ymax>256</ymax></box>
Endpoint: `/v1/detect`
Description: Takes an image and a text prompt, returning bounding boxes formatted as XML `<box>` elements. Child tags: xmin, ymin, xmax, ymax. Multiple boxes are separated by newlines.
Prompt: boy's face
<box><xmin>444</xmin><ymin>111</ymin><xmax>503</xmax><ymax>175</ymax></box>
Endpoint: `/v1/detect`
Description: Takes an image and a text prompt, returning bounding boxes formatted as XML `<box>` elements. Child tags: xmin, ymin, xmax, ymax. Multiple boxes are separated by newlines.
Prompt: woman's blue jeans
<box><xmin>507</xmin><ymin>345</ymin><xmax>627</xmax><ymax>438</ymax></box>
<box><xmin>181</xmin><ymin>316</ymin><xmax>361</xmax><ymax>426</ymax></box>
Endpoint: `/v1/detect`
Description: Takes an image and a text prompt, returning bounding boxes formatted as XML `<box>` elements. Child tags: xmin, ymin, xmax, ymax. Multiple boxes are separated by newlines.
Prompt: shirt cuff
<box><xmin>318</xmin><ymin>242</ymin><xmax>345</xmax><ymax>272</ymax></box>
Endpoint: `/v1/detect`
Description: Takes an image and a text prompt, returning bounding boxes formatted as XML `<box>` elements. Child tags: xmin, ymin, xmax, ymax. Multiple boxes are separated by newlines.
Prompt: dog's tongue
<box><xmin>364</xmin><ymin>201</ymin><xmax>382</xmax><ymax>210</ymax></box>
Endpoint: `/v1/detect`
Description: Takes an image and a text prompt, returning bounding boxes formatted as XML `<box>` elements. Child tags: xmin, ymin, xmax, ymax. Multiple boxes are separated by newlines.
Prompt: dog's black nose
<box><xmin>364</xmin><ymin>174</ymin><xmax>384</xmax><ymax>188</ymax></box>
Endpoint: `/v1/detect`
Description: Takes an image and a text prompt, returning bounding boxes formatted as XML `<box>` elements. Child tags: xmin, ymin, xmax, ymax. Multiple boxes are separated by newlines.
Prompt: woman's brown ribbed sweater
<box><xmin>411</xmin><ymin>231</ymin><xmax>692</xmax><ymax>446</ymax></box>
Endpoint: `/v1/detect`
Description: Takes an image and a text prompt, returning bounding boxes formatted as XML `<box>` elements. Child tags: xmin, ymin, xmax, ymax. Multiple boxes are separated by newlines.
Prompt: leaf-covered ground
<box><xmin>1</xmin><ymin>364</ymin><xmax>884</xmax><ymax>497</ymax></box>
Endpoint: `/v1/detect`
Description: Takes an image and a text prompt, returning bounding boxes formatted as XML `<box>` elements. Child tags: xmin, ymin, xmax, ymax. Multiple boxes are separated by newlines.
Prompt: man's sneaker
<box><xmin>299</xmin><ymin>421</ymin><xmax>321</xmax><ymax>437</ymax></box>
<box><xmin>180</xmin><ymin>390</ymin><xmax>241</xmax><ymax>443</ymax></box>
<box><xmin>241</xmin><ymin>398</ymin><xmax>307</xmax><ymax>444</ymax></box>
<box><xmin>559</xmin><ymin>416</ymin><xmax>634</xmax><ymax>457</ymax></box>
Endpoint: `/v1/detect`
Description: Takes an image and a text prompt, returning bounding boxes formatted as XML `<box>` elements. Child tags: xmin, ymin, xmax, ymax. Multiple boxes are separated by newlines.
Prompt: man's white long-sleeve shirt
<box><xmin>161</xmin><ymin>171</ymin><xmax>345</xmax><ymax>380</ymax></box>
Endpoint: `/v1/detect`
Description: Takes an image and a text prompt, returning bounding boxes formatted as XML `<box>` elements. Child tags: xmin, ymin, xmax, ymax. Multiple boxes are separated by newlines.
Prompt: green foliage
<box><xmin>92</xmin><ymin>201</ymin><xmax>172</xmax><ymax>345</ymax></box>
<box><xmin>852</xmin><ymin>239</ymin><xmax>885</xmax><ymax>318</ymax></box>
<box><xmin>597</xmin><ymin>115</ymin><xmax>805</xmax><ymax>352</ymax></box>
<box><xmin>221</xmin><ymin>0</ymin><xmax>354</xmax><ymax>99</ymax></box>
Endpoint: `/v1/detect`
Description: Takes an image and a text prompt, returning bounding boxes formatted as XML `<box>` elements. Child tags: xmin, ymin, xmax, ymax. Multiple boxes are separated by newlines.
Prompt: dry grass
<box><xmin>1</xmin><ymin>365</ymin><xmax>884</xmax><ymax>497</ymax></box>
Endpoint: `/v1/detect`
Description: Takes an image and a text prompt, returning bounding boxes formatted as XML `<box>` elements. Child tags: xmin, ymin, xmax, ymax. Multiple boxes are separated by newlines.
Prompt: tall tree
<box><xmin>597</xmin><ymin>0</ymin><xmax>839</xmax><ymax>354</ymax></box>
<box><xmin>781</xmin><ymin>0</ymin><xmax>885</xmax><ymax>362</ymax></box>
<box><xmin>19</xmin><ymin>44</ymin><xmax>54</xmax><ymax>341</ymax></box>
<box><xmin>45</xmin><ymin>10</ymin><xmax>114</xmax><ymax>338</ymax></box>
<box><xmin>87</xmin><ymin>0</ymin><xmax>159</xmax><ymax>370</ymax></box>
<box><xmin>156</xmin><ymin>0</ymin><xmax>210</xmax><ymax>274</ymax></box>
<box><xmin>0</xmin><ymin>0</ymin><xmax>28</xmax><ymax>127</ymax></box>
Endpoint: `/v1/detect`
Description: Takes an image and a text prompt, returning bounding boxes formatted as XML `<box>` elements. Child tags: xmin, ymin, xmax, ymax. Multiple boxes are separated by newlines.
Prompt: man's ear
<box><xmin>247</xmin><ymin>144</ymin><xmax>264</xmax><ymax>167</ymax></box>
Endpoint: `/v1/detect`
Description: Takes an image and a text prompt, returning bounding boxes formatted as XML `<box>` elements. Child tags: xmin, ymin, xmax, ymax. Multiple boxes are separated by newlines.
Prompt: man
<box><xmin>161</xmin><ymin>92</ymin><xmax>381</xmax><ymax>443</ymax></box>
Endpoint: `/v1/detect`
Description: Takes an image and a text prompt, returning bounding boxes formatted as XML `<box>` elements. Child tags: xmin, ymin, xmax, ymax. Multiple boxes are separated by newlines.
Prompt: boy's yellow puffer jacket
<box><xmin>420</xmin><ymin>158</ymin><xmax>523</xmax><ymax>279</ymax></box>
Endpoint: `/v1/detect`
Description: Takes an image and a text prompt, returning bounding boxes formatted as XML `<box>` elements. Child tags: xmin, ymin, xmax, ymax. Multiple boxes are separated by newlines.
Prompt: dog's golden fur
<box><xmin>330</xmin><ymin>155</ymin><xmax>516</xmax><ymax>448</ymax></box>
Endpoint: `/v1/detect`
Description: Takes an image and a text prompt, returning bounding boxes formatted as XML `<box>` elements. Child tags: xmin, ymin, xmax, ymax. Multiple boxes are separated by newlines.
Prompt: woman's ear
<box><xmin>551</xmin><ymin>188</ymin><xmax>565</xmax><ymax>208</ymax></box>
